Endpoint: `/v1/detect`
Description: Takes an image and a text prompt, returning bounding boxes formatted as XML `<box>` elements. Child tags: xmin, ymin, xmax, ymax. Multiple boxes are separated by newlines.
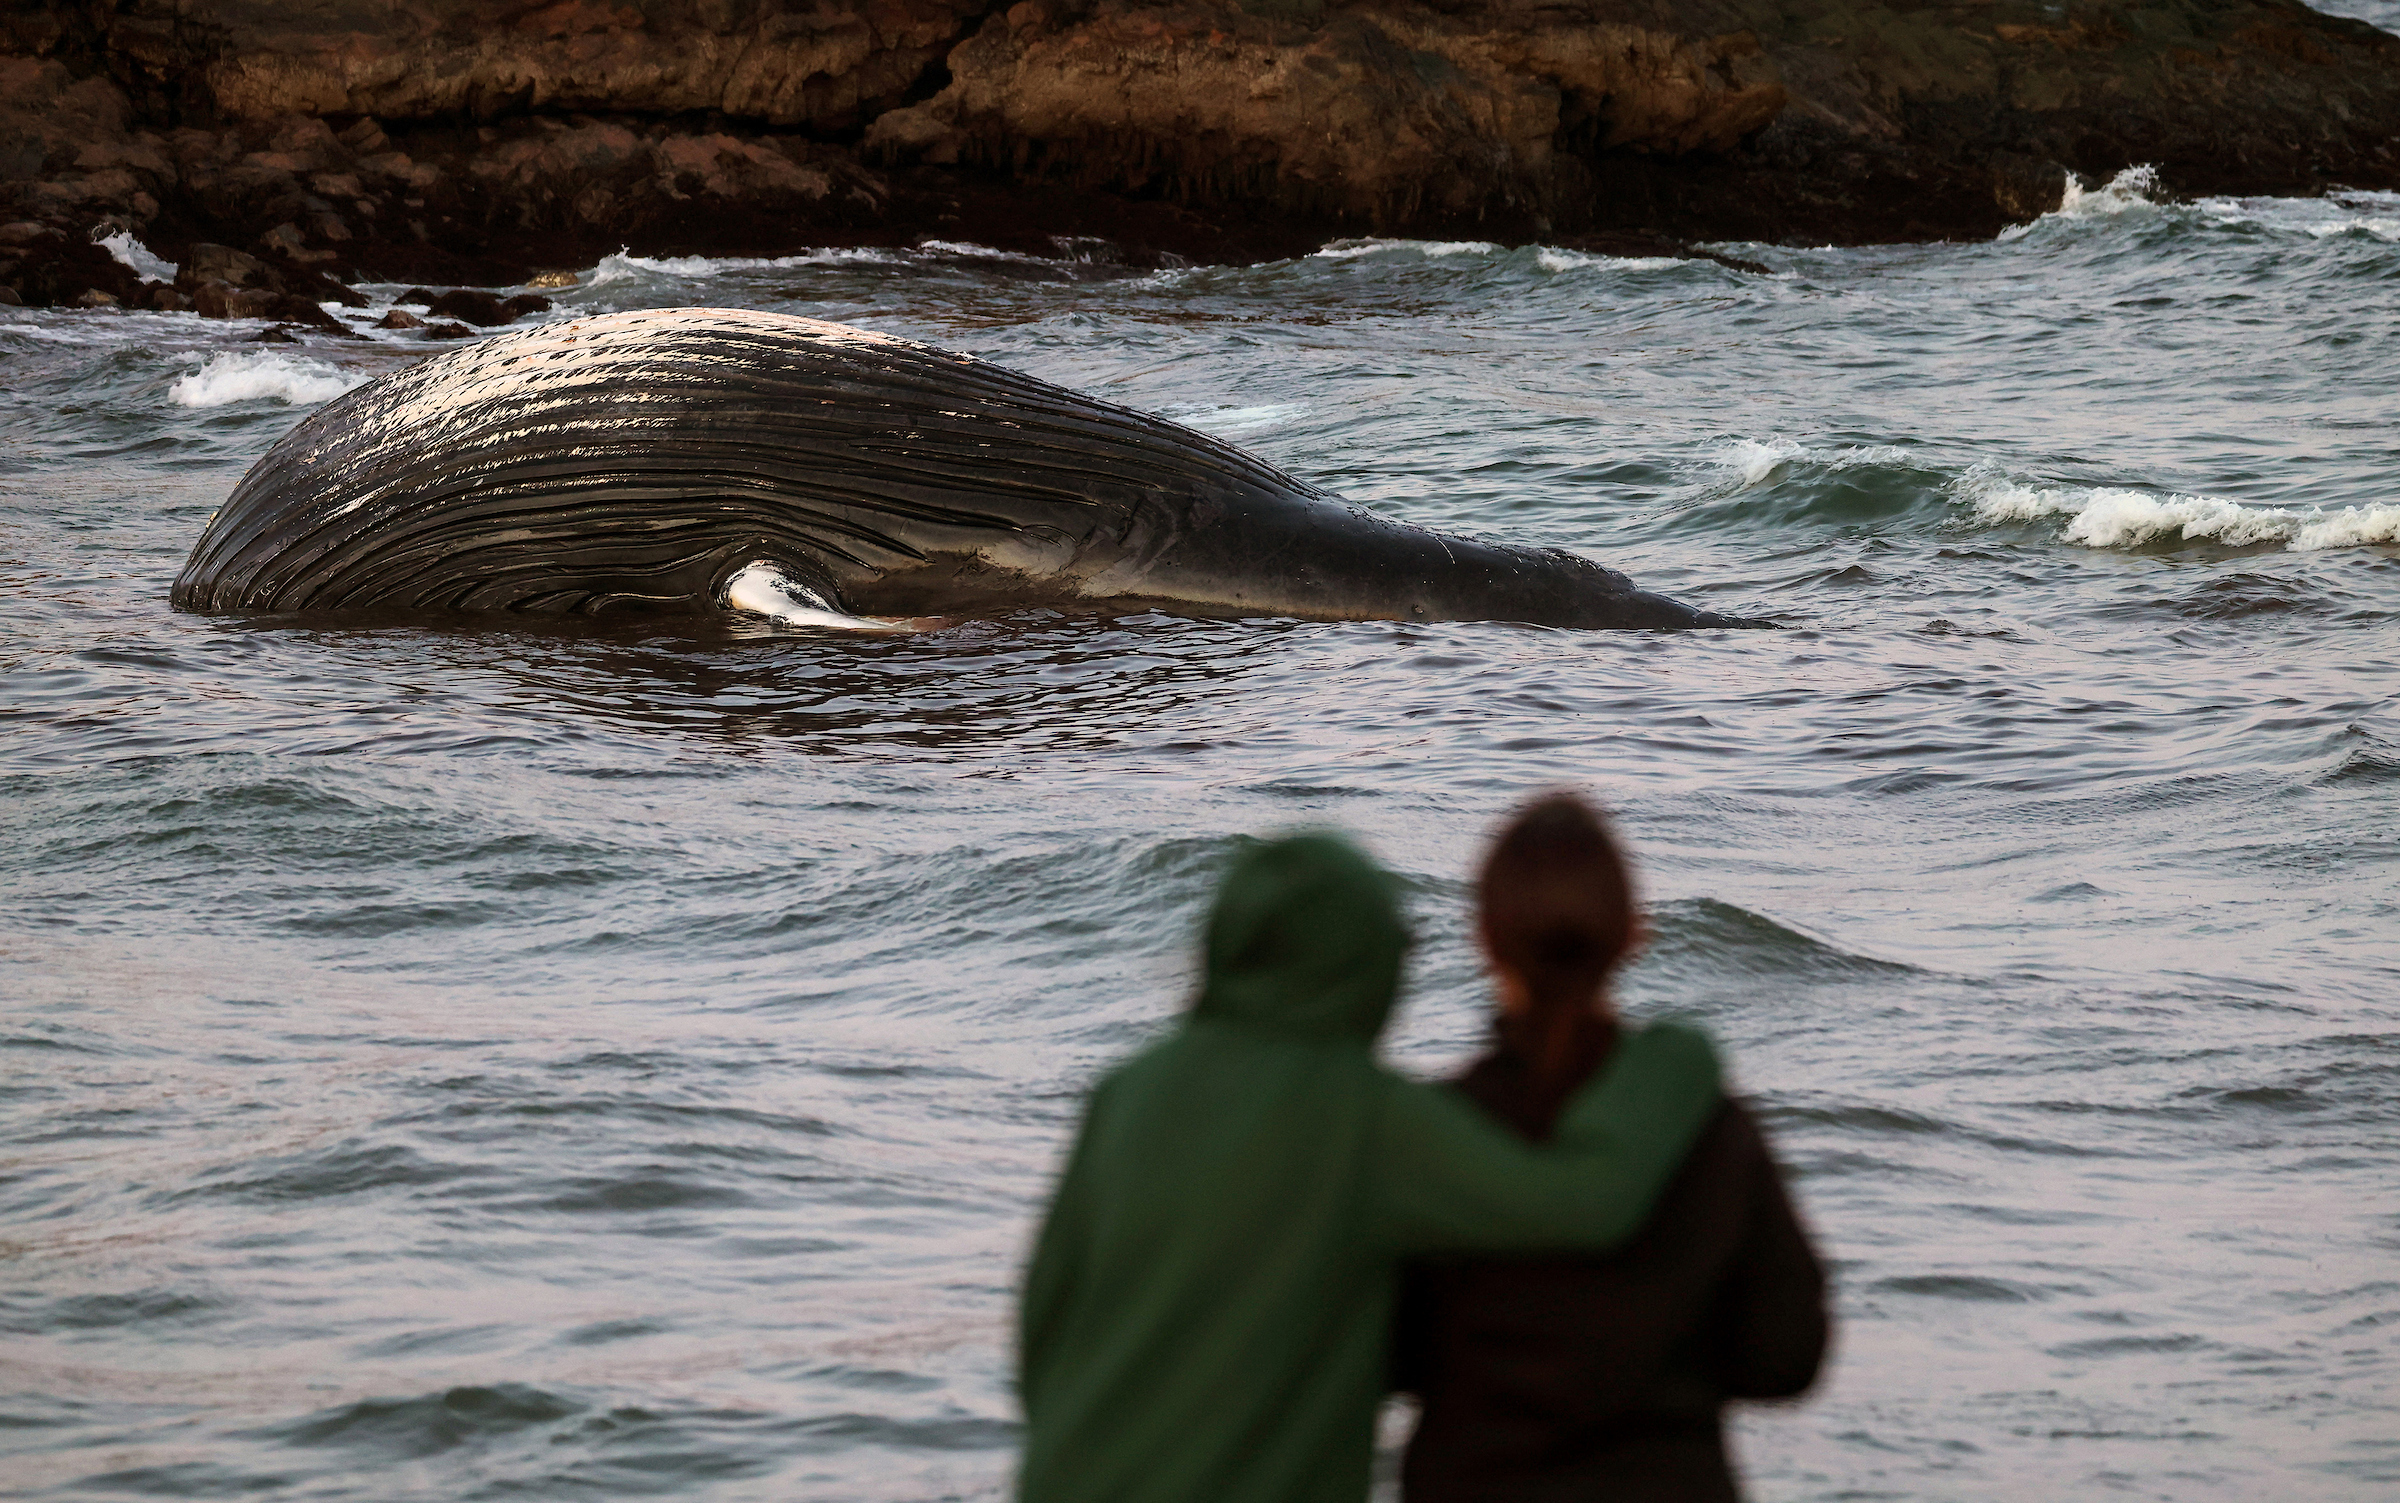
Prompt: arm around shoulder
<box><xmin>1368</xmin><ymin>1022</ymin><xmax>1722</xmax><ymax>1257</ymax></box>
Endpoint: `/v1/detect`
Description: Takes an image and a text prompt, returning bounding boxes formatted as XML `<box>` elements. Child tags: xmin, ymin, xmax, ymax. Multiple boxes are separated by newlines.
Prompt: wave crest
<box><xmin>1714</xmin><ymin>437</ymin><xmax>1922</xmax><ymax>488</ymax></box>
<box><xmin>1959</xmin><ymin>467</ymin><xmax>2400</xmax><ymax>551</ymax></box>
<box><xmin>1998</xmin><ymin>165</ymin><xmax>2164</xmax><ymax>242</ymax></box>
<box><xmin>1310</xmin><ymin>238</ymin><xmax>1501</xmax><ymax>260</ymax></box>
<box><xmin>584</xmin><ymin>246</ymin><xmax>904</xmax><ymax>286</ymax></box>
<box><xmin>168</xmin><ymin>352</ymin><xmax>363</xmax><ymax>408</ymax></box>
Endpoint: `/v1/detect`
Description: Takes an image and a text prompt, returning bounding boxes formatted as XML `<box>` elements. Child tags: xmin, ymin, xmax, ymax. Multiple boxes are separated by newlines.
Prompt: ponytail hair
<box><xmin>1477</xmin><ymin>792</ymin><xmax>1637</xmax><ymax>1095</ymax></box>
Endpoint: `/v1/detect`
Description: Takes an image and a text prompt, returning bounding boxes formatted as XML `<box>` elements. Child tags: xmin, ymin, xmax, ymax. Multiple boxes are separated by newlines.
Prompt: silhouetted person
<box><xmin>1396</xmin><ymin>793</ymin><xmax>1829</xmax><ymax>1503</ymax></box>
<box><xmin>1016</xmin><ymin>832</ymin><xmax>1728</xmax><ymax>1503</ymax></box>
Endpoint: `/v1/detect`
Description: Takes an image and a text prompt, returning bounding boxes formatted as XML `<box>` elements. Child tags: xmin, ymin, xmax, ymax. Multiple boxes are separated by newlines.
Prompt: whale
<box><xmin>170</xmin><ymin>307</ymin><xmax>1769</xmax><ymax>631</ymax></box>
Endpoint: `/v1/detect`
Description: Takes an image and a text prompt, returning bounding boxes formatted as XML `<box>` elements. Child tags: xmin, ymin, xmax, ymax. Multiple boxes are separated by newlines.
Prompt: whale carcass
<box><xmin>170</xmin><ymin>307</ymin><xmax>1767</xmax><ymax>631</ymax></box>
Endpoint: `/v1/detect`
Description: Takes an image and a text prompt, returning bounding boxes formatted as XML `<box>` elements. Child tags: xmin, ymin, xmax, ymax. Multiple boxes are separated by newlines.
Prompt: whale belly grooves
<box><xmin>169</xmin><ymin>307</ymin><xmax>1770</xmax><ymax>632</ymax></box>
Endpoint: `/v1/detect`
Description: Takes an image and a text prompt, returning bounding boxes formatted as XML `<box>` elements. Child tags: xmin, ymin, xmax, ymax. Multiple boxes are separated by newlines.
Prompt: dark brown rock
<box><xmin>181</xmin><ymin>277</ymin><xmax>343</xmax><ymax>329</ymax></box>
<box><xmin>266</xmin><ymin>292</ymin><xmax>347</xmax><ymax>332</ymax></box>
<box><xmin>423</xmin><ymin>319</ymin><xmax>476</xmax><ymax>339</ymax></box>
<box><xmin>0</xmin><ymin>228</ymin><xmax>146</xmax><ymax>308</ymax></box>
<box><xmin>177</xmin><ymin>244</ymin><xmax>276</xmax><ymax>292</ymax></box>
<box><xmin>276</xmin><ymin>259</ymin><xmax>370</xmax><ymax>307</ymax></box>
<box><xmin>866</xmin><ymin>1</ymin><xmax>1782</xmax><ymax>223</ymax></box>
<box><xmin>424</xmin><ymin>288</ymin><xmax>511</xmax><ymax>326</ymax></box>
<box><xmin>257</xmin><ymin>220</ymin><xmax>339</xmax><ymax>265</ymax></box>
<box><xmin>376</xmin><ymin>307</ymin><xmax>423</xmax><ymax>329</ymax></box>
<box><xmin>188</xmin><ymin>280</ymin><xmax>279</xmax><ymax>319</ymax></box>
<box><xmin>1992</xmin><ymin>154</ymin><xmax>2073</xmax><ymax>223</ymax></box>
<box><xmin>173</xmin><ymin>0</ymin><xmax>989</xmax><ymax>131</ymax></box>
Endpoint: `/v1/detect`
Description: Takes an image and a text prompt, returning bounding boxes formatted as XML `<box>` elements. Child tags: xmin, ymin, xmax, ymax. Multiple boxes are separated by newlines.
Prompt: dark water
<box><xmin>5</xmin><ymin>173</ymin><xmax>2397</xmax><ymax>1500</ymax></box>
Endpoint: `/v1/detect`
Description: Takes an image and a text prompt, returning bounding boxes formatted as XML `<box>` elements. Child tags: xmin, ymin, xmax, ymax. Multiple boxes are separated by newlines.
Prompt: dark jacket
<box><xmin>1396</xmin><ymin>1020</ymin><xmax>1829</xmax><ymax>1503</ymax></box>
<box><xmin>1015</xmin><ymin>835</ymin><xmax>1728</xmax><ymax>1503</ymax></box>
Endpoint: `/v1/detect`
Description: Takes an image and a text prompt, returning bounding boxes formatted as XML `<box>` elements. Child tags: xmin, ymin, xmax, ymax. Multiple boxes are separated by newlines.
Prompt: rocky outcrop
<box><xmin>864</xmin><ymin>2</ymin><xmax>1781</xmax><ymax>224</ymax></box>
<box><xmin>2</xmin><ymin>0</ymin><xmax>2397</xmax><ymax>304</ymax></box>
<box><xmin>167</xmin><ymin>0</ymin><xmax>980</xmax><ymax>128</ymax></box>
<box><xmin>1647</xmin><ymin>0</ymin><xmax>2400</xmax><ymax>241</ymax></box>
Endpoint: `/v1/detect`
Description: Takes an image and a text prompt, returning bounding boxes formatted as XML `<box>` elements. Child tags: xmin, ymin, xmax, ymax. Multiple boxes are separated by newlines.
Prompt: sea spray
<box><xmin>95</xmin><ymin>230</ymin><xmax>177</xmax><ymax>282</ymax></box>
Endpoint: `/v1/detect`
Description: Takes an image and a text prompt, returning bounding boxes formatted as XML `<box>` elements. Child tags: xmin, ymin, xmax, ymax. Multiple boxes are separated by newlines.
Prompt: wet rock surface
<box><xmin>1</xmin><ymin>0</ymin><xmax>2395</xmax><ymax>302</ymax></box>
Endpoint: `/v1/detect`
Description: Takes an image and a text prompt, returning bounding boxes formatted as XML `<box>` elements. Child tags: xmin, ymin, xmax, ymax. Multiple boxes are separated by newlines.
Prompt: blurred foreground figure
<box><xmin>1015</xmin><ymin>833</ymin><xmax>1726</xmax><ymax>1503</ymax></box>
<box><xmin>1397</xmin><ymin>794</ymin><xmax>1829</xmax><ymax>1503</ymax></box>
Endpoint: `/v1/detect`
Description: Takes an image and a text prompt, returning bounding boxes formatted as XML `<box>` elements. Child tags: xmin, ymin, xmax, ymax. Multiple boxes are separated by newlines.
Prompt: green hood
<box><xmin>1192</xmin><ymin>832</ymin><xmax>1409</xmax><ymax>1043</ymax></box>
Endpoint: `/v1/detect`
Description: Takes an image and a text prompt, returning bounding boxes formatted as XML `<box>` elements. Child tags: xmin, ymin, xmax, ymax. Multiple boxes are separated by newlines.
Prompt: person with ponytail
<box><xmin>1395</xmin><ymin>792</ymin><xmax>1830</xmax><ymax>1503</ymax></box>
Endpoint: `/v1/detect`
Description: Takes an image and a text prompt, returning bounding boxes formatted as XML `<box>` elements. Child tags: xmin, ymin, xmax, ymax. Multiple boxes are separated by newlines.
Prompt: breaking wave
<box><xmin>168</xmin><ymin>351</ymin><xmax>363</xmax><ymax>408</ymax></box>
<box><xmin>1712</xmin><ymin>437</ymin><xmax>1924</xmax><ymax>488</ymax></box>
<box><xmin>1309</xmin><ymin>239</ymin><xmax>1690</xmax><ymax>273</ymax></box>
<box><xmin>1310</xmin><ymin>238</ymin><xmax>1503</xmax><ymax>260</ymax></box>
<box><xmin>1533</xmin><ymin>248</ymin><xmax>1681</xmax><ymax>273</ymax></box>
<box><xmin>1998</xmin><ymin>165</ymin><xmax>2165</xmax><ymax>242</ymax></box>
<box><xmin>1957</xmin><ymin>467</ymin><xmax>2400</xmax><ymax>551</ymax></box>
<box><xmin>585</xmin><ymin>246</ymin><xmax>904</xmax><ymax>286</ymax></box>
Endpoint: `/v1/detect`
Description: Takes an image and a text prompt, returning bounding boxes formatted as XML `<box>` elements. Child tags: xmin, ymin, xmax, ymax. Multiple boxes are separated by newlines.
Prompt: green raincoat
<box><xmin>1016</xmin><ymin>833</ymin><xmax>1723</xmax><ymax>1503</ymax></box>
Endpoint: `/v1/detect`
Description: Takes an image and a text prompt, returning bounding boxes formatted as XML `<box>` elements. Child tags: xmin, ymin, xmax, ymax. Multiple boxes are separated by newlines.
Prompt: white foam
<box><xmin>168</xmin><ymin>351</ymin><xmax>363</xmax><ymax>408</ymax></box>
<box><xmin>2197</xmin><ymin>190</ymin><xmax>2400</xmax><ymax>241</ymax></box>
<box><xmin>2307</xmin><ymin>216</ymin><xmax>2400</xmax><ymax>242</ymax></box>
<box><xmin>1310</xmin><ymin>238</ymin><xmax>1501</xmax><ymax>261</ymax></box>
<box><xmin>914</xmin><ymin>239</ymin><xmax>1066</xmax><ymax>265</ymax></box>
<box><xmin>1713</xmin><ymin>437</ymin><xmax>1920</xmax><ymax>488</ymax></box>
<box><xmin>1998</xmin><ymin>165</ymin><xmax>2162</xmax><ymax>241</ymax></box>
<box><xmin>723</xmin><ymin>563</ymin><xmax>914</xmax><ymax>632</ymax></box>
<box><xmin>2057</xmin><ymin>165</ymin><xmax>2162</xmax><ymax>218</ymax></box>
<box><xmin>1161</xmin><ymin>402</ymin><xmax>1306</xmax><ymax>436</ymax></box>
<box><xmin>95</xmin><ymin>230</ymin><xmax>176</xmax><ymax>282</ymax></box>
<box><xmin>1532</xmin><ymin>249</ymin><xmax>1681</xmax><ymax>273</ymax></box>
<box><xmin>584</xmin><ymin>247</ymin><xmax>902</xmax><ymax>286</ymax></box>
<box><xmin>1</xmin><ymin>320</ymin><xmax>114</xmax><ymax>345</ymax></box>
<box><xmin>1958</xmin><ymin>468</ymin><xmax>2400</xmax><ymax>551</ymax></box>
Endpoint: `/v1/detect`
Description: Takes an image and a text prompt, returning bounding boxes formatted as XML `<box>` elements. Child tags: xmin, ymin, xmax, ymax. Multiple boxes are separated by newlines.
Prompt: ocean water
<box><xmin>2315</xmin><ymin>0</ymin><xmax>2400</xmax><ymax>34</ymax></box>
<box><xmin>4</xmin><ymin>172</ymin><xmax>2396</xmax><ymax>1501</ymax></box>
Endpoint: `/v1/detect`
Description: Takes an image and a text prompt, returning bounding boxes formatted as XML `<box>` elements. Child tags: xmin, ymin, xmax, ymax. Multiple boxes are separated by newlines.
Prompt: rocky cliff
<box><xmin>4</xmin><ymin>0</ymin><xmax>2397</xmax><ymax>305</ymax></box>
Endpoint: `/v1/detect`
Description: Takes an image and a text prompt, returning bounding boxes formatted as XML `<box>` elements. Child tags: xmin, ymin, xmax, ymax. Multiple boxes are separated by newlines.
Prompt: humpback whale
<box><xmin>170</xmin><ymin>308</ymin><xmax>1767</xmax><ymax>631</ymax></box>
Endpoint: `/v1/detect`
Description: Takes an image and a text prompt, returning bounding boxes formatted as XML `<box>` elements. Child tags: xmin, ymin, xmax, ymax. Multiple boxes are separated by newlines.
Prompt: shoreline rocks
<box><xmin>2</xmin><ymin>0</ymin><xmax>2396</xmax><ymax>304</ymax></box>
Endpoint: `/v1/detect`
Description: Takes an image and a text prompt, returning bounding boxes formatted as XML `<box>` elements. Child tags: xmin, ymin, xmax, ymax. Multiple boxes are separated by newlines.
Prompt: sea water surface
<box><xmin>4</xmin><ymin>171</ymin><xmax>2396</xmax><ymax>1501</ymax></box>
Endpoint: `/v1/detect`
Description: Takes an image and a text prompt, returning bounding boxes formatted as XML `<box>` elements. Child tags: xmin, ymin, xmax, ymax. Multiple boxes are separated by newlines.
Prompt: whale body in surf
<box><xmin>170</xmin><ymin>307</ymin><xmax>1767</xmax><ymax>631</ymax></box>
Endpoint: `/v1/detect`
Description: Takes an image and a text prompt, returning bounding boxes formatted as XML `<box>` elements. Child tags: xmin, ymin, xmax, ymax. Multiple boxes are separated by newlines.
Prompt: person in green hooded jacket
<box><xmin>1016</xmin><ymin>831</ymin><xmax>1725</xmax><ymax>1503</ymax></box>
